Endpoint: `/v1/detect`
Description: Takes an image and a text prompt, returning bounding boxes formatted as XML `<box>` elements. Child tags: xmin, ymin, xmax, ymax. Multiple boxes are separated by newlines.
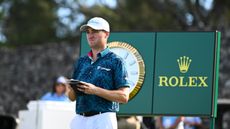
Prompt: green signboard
<box><xmin>80</xmin><ymin>31</ymin><xmax>220</xmax><ymax>117</ymax></box>
<box><xmin>153</xmin><ymin>32</ymin><xmax>217</xmax><ymax>116</ymax></box>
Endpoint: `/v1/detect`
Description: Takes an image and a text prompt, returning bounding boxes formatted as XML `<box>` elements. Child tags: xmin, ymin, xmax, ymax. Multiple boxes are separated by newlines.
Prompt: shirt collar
<box><xmin>100</xmin><ymin>47</ymin><xmax>110</xmax><ymax>57</ymax></box>
<box><xmin>87</xmin><ymin>47</ymin><xmax>110</xmax><ymax>59</ymax></box>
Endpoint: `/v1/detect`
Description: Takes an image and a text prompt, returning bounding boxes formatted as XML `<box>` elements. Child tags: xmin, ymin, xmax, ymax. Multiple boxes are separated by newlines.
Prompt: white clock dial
<box><xmin>108</xmin><ymin>42</ymin><xmax>145</xmax><ymax>100</ymax></box>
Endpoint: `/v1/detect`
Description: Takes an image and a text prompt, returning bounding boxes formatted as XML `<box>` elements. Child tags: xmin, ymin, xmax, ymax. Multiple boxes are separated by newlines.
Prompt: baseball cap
<box><xmin>80</xmin><ymin>17</ymin><xmax>110</xmax><ymax>32</ymax></box>
<box><xmin>56</xmin><ymin>76</ymin><xmax>67</xmax><ymax>84</ymax></box>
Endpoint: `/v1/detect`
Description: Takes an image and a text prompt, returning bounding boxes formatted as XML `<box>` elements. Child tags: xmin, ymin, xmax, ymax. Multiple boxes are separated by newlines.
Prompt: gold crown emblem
<box><xmin>177</xmin><ymin>56</ymin><xmax>192</xmax><ymax>73</ymax></box>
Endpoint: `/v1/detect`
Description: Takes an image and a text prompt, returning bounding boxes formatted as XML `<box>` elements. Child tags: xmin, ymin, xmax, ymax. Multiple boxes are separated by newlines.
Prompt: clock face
<box><xmin>108</xmin><ymin>41</ymin><xmax>145</xmax><ymax>100</ymax></box>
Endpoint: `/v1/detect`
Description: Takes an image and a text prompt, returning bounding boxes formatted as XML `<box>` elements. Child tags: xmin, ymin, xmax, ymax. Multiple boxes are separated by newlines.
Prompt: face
<box><xmin>86</xmin><ymin>28</ymin><xmax>109</xmax><ymax>49</ymax></box>
<box><xmin>55</xmin><ymin>83</ymin><xmax>66</xmax><ymax>94</ymax></box>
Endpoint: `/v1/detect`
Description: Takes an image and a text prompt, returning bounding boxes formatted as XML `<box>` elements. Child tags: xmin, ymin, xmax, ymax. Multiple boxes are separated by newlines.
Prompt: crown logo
<box><xmin>177</xmin><ymin>56</ymin><xmax>192</xmax><ymax>73</ymax></box>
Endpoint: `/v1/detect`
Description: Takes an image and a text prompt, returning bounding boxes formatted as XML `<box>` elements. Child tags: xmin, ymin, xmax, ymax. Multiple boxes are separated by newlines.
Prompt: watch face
<box><xmin>108</xmin><ymin>41</ymin><xmax>145</xmax><ymax>100</ymax></box>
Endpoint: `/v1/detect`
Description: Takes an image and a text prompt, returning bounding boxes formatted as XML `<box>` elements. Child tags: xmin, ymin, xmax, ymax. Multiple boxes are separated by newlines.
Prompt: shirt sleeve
<box><xmin>41</xmin><ymin>92</ymin><xmax>51</xmax><ymax>100</ymax></box>
<box><xmin>114</xmin><ymin>58</ymin><xmax>131</xmax><ymax>89</ymax></box>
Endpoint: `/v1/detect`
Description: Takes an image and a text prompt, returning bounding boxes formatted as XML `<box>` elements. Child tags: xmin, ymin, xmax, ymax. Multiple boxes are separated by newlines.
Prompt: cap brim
<box><xmin>80</xmin><ymin>24</ymin><xmax>108</xmax><ymax>32</ymax></box>
<box><xmin>80</xmin><ymin>24</ymin><xmax>98</xmax><ymax>31</ymax></box>
<box><xmin>80</xmin><ymin>24</ymin><xmax>89</xmax><ymax>31</ymax></box>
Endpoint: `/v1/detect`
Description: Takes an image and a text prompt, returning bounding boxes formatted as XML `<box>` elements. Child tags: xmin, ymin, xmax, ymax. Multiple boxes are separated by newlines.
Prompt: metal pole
<box><xmin>210</xmin><ymin>117</ymin><xmax>215</xmax><ymax>129</ymax></box>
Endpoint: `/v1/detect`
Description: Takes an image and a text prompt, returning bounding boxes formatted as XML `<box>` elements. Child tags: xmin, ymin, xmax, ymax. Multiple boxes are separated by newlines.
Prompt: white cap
<box><xmin>56</xmin><ymin>76</ymin><xmax>67</xmax><ymax>84</ymax></box>
<box><xmin>80</xmin><ymin>17</ymin><xmax>110</xmax><ymax>32</ymax></box>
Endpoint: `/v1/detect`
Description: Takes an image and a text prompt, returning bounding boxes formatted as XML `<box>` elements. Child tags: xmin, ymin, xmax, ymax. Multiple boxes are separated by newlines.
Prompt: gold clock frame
<box><xmin>108</xmin><ymin>41</ymin><xmax>145</xmax><ymax>100</ymax></box>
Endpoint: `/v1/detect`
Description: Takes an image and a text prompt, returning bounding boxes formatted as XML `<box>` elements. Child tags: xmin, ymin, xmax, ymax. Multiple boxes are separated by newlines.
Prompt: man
<box><xmin>68</xmin><ymin>17</ymin><xmax>130</xmax><ymax>129</ymax></box>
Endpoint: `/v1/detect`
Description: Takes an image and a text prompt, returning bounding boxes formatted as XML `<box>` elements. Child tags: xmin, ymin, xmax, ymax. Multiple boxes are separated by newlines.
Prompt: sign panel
<box><xmin>153</xmin><ymin>32</ymin><xmax>216</xmax><ymax>116</ymax></box>
<box><xmin>80</xmin><ymin>31</ymin><xmax>220</xmax><ymax>117</ymax></box>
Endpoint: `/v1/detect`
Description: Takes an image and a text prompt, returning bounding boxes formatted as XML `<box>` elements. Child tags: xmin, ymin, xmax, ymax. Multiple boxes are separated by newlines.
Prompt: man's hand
<box><xmin>77</xmin><ymin>82</ymin><xmax>97</xmax><ymax>95</ymax></box>
<box><xmin>66</xmin><ymin>84</ymin><xmax>76</xmax><ymax>101</ymax></box>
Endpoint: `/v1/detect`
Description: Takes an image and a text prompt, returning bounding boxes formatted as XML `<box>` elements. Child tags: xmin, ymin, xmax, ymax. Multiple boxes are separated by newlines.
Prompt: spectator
<box><xmin>184</xmin><ymin>117</ymin><xmax>202</xmax><ymax>129</ymax></box>
<box><xmin>157</xmin><ymin>116</ymin><xmax>184</xmax><ymax>129</ymax></box>
<box><xmin>41</xmin><ymin>76</ymin><xmax>69</xmax><ymax>101</ymax></box>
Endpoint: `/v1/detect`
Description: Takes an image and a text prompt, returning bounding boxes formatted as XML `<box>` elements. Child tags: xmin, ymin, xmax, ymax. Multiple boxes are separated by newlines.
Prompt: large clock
<box><xmin>108</xmin><ymin>41</ymin><xmax>145</xmax><ymax>100</ymax></box>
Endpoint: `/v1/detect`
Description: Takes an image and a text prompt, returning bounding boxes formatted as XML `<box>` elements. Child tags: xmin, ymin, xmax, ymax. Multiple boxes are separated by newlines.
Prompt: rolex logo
<box><xmin>158</xmin><ymin>56</ymin><xmax>208</xmax><ymax>87</ymax></box>
<box><xmin>177</xmin><ymin>56</ymin><xmax>192</xmax><ymax>73</ymax></box>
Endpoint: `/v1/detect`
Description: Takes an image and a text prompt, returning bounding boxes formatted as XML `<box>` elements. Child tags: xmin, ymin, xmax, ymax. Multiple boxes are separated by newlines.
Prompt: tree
<box><xmin>2</xmin><ymin>0</ymin><xmax>57</xmax><ymax>45</ymax></box>
<box><xmin>77</xmin><ymin>0</ymin><xmax>230</xmax><ymax>32</ymax></box>
<box><xmin>78</xmin><ymin>0</ymin><xmax>182</xmax><ymax>31</ymax></box>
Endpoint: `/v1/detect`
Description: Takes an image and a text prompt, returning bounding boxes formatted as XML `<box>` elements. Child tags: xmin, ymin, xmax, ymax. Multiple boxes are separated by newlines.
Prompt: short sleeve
<box><xmin>113</xmin><ymin>58</ymin><xmax>131</xmax><ymax>89</ymax></box>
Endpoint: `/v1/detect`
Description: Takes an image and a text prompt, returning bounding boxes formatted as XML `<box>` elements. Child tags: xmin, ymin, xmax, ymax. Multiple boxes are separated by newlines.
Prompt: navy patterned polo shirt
<box><xmin>72</xmin><ymin>48</ymin><xmax>130</xmax><ymax>113</ymax></box>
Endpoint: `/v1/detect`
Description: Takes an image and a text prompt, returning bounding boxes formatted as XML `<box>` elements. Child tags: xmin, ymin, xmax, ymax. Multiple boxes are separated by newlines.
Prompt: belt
<box><xmin>78</xmin><ymin>112</ymin><xmax>105</xmax><ymax>117</ymax></box>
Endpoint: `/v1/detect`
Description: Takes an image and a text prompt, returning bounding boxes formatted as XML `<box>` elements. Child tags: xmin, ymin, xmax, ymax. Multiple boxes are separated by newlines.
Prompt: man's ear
<box><xmin>105</xmin><ymin>32</ymin><xmax>110</xmax><ymax>39</ymax></box>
